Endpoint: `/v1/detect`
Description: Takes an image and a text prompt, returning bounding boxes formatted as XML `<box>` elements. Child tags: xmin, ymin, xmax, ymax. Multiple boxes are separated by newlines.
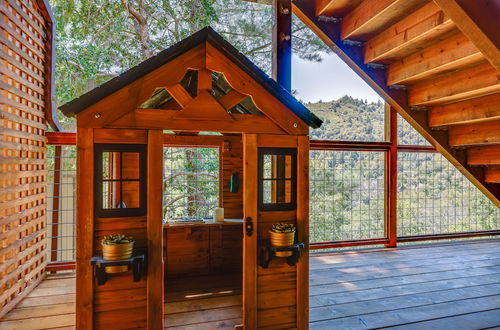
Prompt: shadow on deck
<box><xmin>1</xmin><ymin>240</ymin><xmax>500</xmax><ymax>329</ymax></box>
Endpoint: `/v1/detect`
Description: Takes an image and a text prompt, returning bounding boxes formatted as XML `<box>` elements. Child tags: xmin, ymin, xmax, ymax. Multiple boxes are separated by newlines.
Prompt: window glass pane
<box><xmin>263</xmin><ymin>180</ymin><xmax>272</xmax><ymax>204</ymax></box>
<box><xmin>102</xmin><ymin>181</ymin><xmax>120</xmax><ymax>209</ymax></box>
<box><xmin>263</xmin><ymin>155</ymin><xmax>272</xmax><ymax>178</ymax></box>
<box><xmin>122</xmin><ymin>181</ymin><xmax>140</xmax><ymax>208</ymax></box>
<box><xmin>122</xmin><ymin>152</ymin><xmax>140</xmax><ymax>179</ymax></box>
<box><xmin>102</xmin><ymin>152</ymin><xmax>121</xmax><ymax>180</ymax></box>
<box><xmin>263</xmin><ymin>154</ymin><xmax>293</xmax><ymax>180</ymax></box>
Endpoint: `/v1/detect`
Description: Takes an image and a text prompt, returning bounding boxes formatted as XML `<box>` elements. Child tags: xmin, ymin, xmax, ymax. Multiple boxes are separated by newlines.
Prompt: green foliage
<box><xmin>163</xmin><ymin>147</ymin><xmax>219</xmax><ymax>219</ymax></box>
<box><xmin>270</xmin><ymin>223</ymin><xmax>296</xmax><ymax>233</ymax></box>
<box><xmin>101</xmin><ymin>234</ymin><xmax>134</xmax><ymax>245</ymax></box>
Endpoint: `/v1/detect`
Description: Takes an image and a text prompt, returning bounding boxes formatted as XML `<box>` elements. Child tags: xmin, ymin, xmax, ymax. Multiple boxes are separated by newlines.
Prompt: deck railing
<box><xmin>45</xmin><ymin>127</ymin><xmax>500</xmax><ymax>270</ymax></box>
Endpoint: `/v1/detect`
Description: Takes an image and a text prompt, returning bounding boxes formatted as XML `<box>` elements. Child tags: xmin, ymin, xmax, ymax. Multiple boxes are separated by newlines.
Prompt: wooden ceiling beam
<box><xmin>315</xmin><ymin>0</ymin><xmax>363</xmax><ymax>17</ymax></box>
<box><xmin>468</xmin><ymin>146</ymin><xmax>500</xmax><ymax>166</ymax></box>
<box><xmin>341</xmin><ymin>0</ymin><xmax>426</xmax><ymax>41</ymax></box>
<box><xmin>293</xmin><ymin>0</ymin><xmax>500</xmax><ymax>206</ymax></box>
<box><xmin>449</xmin><ymin>120</ymin><xmax>500</xmax><ymax>147</ymax></box>
<box><xmin>485</xmin><ymin>166</ymin><xmax>500</xmax><ymax>183</ymax></box>
<box><xmin>108</xmin><ymin>109</ymin><xmax>285</xmax><ymax>134</ymax></box>
<box><xmin>429</xmin><ymin>93</ymin><xmax>500</xmax><ymax>127</ymax></box>
<box><xmin>433</xmin><ymin>0</ymin><xmax>500</xmax><ymax>72</ymax></box>
<box><xmin>409</xmin><ymin>62</ymin><xmax>500</xmax><ymax>106</ymax></box>
<box><xmin>364</xmin><ymin>2</ymin><xmax>455</xmax><ymax>63</ymax></box>
<box><xmin>387</xmin><ymin>32</ymin><xmax>483</xmax><ymax>85</ymax></box>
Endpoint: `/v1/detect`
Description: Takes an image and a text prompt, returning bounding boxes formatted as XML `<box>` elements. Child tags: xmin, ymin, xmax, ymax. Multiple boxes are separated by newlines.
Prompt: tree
<box><xmin>50</xmin><ymin>0</ymin><xmax>327</xmax><ymax>130</ymax></box>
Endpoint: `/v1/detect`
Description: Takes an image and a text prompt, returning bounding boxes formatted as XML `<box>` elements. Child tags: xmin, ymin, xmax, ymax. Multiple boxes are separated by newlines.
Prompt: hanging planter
<box><xmin>101</xmin><ymin>234</ymin><xmax>135</xmax><ymax>273</ymax></box>
<box><xmin>269</xmin><ymin>223</ymin><xmax>296</xmax><ymax>257</ymax></box>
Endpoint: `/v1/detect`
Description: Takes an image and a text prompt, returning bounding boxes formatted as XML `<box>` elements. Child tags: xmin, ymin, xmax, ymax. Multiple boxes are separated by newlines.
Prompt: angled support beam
<box><xmin>218</xmin><ymin>90</ymin><xmax>247</xmax><ymax>111</ymax></box>
<box><xmin>433</xmin><ymin>0</ymin><xmax>500</xmax><ymax>72</ymax></box>
<box><xmin>164</xmin><ymin>84</ymin><xmax>193</xmax><ymax>108</ymax></box>
<box><xmin>292</xmin><ymin>0</ymin><xmax>500</xmax><ymax>205</ymax></box>
<box><xmin>272</xmin><ymin>0</ymin><xmax>292</xmax><ymax>92</ymax></box>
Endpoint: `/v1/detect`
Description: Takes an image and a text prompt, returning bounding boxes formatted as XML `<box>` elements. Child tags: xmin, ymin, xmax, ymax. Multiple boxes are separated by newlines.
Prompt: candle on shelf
<box><xmin>213</xmin><ymin>208</ymin><xmax>224</xmax><ymax>222</ymax></box>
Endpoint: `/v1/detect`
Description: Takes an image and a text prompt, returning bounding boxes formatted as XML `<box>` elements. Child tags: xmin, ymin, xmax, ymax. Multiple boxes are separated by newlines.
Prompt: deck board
<box><xmin>1</xmin><ymin>240</ymin><xmax>500</xmax><ymax>329</ymax></box>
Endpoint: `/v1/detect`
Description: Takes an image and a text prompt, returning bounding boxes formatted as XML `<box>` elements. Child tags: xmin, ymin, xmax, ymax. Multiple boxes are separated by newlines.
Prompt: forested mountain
<box><xmin>307</xmin><ymin>95</ymin><xmax>385</xmax><ymax>142</ymax></box>
<box><xmin>305</xmin><ymin>96</ymin><xmax>499</xmax><ymax>243</ymax></box>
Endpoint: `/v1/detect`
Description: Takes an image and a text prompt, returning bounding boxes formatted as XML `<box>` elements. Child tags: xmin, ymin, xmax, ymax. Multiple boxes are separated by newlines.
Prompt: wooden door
<box><xmin>242</xmin><ymin>134</ymin><xmax>309</xmax><ymax>329</ymax></box>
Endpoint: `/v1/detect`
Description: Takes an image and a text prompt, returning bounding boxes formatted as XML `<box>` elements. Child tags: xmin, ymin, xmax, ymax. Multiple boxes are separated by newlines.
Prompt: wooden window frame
<box><xmin>94</xmin><ymin>143</ymin><xmax>147</xmax><ymax>218</ymax></box>
<box><xmin>258</xmin><ymin>147</ymin><xmax>297</xmax><ymax>211</ymax></box>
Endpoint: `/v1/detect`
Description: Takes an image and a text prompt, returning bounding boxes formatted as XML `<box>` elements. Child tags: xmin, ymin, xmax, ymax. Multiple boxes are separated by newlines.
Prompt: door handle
<box><xmin>245</xmin><ymin>217</ymin><xmax>253</xmax><ymax>237</ymax></box>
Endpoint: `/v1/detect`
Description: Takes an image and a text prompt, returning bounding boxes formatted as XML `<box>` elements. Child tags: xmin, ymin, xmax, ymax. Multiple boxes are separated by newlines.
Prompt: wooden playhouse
<box><xmin>59</xmin><ymin>27</ymin><xmax>322</xmax><ymax>329</ymax></box>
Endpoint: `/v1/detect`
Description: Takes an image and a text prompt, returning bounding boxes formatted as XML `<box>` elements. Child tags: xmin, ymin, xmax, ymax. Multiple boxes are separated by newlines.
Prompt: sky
<box><xmin>291</xmin><ymin>52</ymin><xmax>383</xmax><ymax>104</ymax></box>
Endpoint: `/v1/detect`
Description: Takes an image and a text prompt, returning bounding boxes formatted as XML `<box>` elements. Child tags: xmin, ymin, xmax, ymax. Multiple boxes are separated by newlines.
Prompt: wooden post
<box><xmin>272</xmin><ymin>0</ymin><xmax>292</xmax><ymax>92</ymax></box>
<box><xmin>147</xmin><ymin>130</ymin><xmax>164</xmax><ymax>329</ymax></box>
<box><xmin>385</xmin><ymin>105</ymin><xmax>398</xmax><ymax>247</ymax></box>
<box><xmin>76</xmin><ymin>127</ymin><xmax>94</xmax><ymax>330</ymax></box>
<box><xmin>243</xmin><ymin>134</ymin><xmax>258</xmax><ymax>328</ymax></box>
<box><xmin>50</xmin><ymin>145</ymin><xmax>62</xmax><ymax>263</ymax></box>
<box><xmin>296</xmin><ymin>135</ymin><xmax>309</xmax><ymax>328</ymax></box>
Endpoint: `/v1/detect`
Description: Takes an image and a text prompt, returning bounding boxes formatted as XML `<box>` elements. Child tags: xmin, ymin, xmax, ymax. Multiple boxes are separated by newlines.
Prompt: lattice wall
<box><xmin>0</xmin><ymin>0</ymin><xmax>52</xmax><ymax>317</ymax></box>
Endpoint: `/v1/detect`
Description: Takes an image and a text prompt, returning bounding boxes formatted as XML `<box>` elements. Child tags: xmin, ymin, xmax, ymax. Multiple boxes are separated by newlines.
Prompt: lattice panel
<box><xmin>0</xmin><ymin>0</ymin><xmax>50</xmax><ymax>317</ymax></box>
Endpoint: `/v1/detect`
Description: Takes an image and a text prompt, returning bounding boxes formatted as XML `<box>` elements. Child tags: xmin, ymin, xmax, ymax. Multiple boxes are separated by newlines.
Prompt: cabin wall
<box><xmin>0</xmin><ymin>0</ymin><xmax>53</xmax><ymax>317</ymax></box>
<box><xmin>76</xmin><ymin>128</ymin><xmax>156</xmax><ymax>329</ymax></box>
<box><xmin>221</xmin><ymin>135</ymin><xmax>244</xmax><ymax>219</ymax></box>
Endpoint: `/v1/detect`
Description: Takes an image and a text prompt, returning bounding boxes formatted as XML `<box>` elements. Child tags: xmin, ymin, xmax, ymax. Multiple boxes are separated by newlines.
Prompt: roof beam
<box><xmin>485</xmin><ymin>166</ymin><xmax>500</xmax><ymax>183</ymax></box>
<box><xmin>341</xmin><ymin>0</ymin><xmax>425</xmax><ymax>41</ymax></box>
<box><xmin>364</xmin><ymin>2</ymin><xmax>455</xmax><ymax>63</ymax></box>
<box><xmin>433</xmin><ymin>0</ymin><xmax>500</xmax><ymax>72</ymax></box>
<box><xmin>429</xmin><ymin>93</ymin><xmax>500</xmax><ymax>127</ymax></box>
<box><xmin>409</xmin><ymin>62</ymin><xmax>500</xmax><ymax>106</ymax></box>
<box><xmin>387</xmin><ymin>32</ymin><xmax>483</xmax><ymax>85</ymax></box>
<box><xmin>468</xmin><ymin>146</ymin><xmax>500</xmax><ymax>165</ymax></box>
<box><xmin>449</xmin><ymin>120</ymin><xmax>500</xmax><ymax>147</ymax></box>
<box><xmin>316</xmin><ymin>0</ymin><xmax>363</xmax><ymax>17</ymax></box>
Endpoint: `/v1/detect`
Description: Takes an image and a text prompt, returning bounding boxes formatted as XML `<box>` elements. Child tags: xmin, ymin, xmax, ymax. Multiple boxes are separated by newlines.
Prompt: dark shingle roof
<box><xmin>59</xmin><ymin>27</ymin><xmax>322</xmax><ymax>129</ymax></box>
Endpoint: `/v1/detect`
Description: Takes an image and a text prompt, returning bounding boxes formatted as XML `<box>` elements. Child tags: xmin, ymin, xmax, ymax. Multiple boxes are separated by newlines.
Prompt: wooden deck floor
<box><xmin>1</xmin><ymin>240</ymin><xmax>500</xmax><ymax>329</ymax></box>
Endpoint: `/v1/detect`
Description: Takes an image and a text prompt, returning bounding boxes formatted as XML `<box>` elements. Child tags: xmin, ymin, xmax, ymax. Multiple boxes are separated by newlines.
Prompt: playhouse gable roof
<box><xmin>59</xmin><ymin>27</ymin><xmax>322</xmax><ymax>130</ymax></box>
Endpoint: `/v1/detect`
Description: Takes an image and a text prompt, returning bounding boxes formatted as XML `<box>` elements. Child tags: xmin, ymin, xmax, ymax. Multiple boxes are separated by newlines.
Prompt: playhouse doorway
<box><xmin>162</xmin><ymin>145</ymin><xmax>243</xmax><ymax>328</ymax></box>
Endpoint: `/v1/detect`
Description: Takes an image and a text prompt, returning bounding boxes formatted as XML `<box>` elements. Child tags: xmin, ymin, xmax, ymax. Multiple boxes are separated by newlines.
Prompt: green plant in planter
<box><xmin>270</xmin><ymin>223</ymin><xmax>296</xmax><ymax>234</ymax></box>
<box><xmin>101</xmin><ymin>234</ymin><xmax>134</xmax><ymax>245</ymax></box>
<box><xmin>270</xmin><ymin>223</ymin><xmax>296</xmax><ymax>256</ymax></box>
<box><xmin>101</xmin><ymin>234</ymin><xmax>134</xmax><ymax>273</ymax></box>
